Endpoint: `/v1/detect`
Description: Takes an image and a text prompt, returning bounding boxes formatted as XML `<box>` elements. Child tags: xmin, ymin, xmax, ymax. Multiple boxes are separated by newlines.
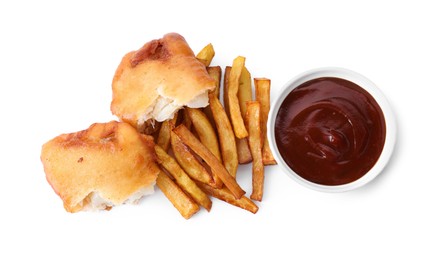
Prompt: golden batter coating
<box><xmin>40</xmin><ymin>121</ymin><xmax>161</xmax><ymax>213</ymax></box>
<box><xmin>111</xmin><ymin>33</ymin><xmax>215</xmax><ymax>129</ymax></box>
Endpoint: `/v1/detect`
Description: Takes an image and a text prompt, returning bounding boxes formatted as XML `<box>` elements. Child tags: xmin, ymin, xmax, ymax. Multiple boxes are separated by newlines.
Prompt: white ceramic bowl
<box><xmin>267</xmin><ymin>67</ymin><xmax>396</xmax><ymax>192</ymax></box>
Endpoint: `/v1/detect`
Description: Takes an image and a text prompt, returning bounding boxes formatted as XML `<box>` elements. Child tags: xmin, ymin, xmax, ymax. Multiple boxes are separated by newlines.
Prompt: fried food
<box><xmin>196</xmin><ymin>43</ymin><xmax>215</xmax><ymax>67</ymax></box>
<box><xmin>206</xmin><ymin>66</ymin><xmax>221</xmax><ymax>97</ymax></box>
<box><xmin>238</xmin><ymin>67</ymin><xmax>253</xmax><ymax>120</ymax></box>
<box><xmin>157</xmin><ymin>171</ymin><xmax>200</xmax><ymax>219</ymax></box>
<box><xmin>170</xmin><ymin>131</ymin><xmax>215</xmax><ymax>186</ymax></box>
<box><xmin>155</xmin><ymin>145</ymin><xmax>212</xmax><ymax>211</ymax></box>
<box><xmin>111</xmin><ymin>33</ymin><xmax>215</xmax><ymax>130</ymax></box>
<box><xmin>227</xmin><ymin>56</ymin><xmax>249</xmax><ymax>138</ymax></box>
<box><xmin>181</xmin><ymin>108</ymin><xmax>193</xmax><ymax>130</ymax></box>
<box><xmin>236</xmin><ymin>138</ymin><xmax>252</xmax><ymax>164</ymax></box>
<box><xmin>203</xmin><ymin>66</ymin><xmax>222</xmax><ymax>130</ymax></box>
<box><xmin>254</xmin><ymin>78</ymin><xmax>277</xmax><ymax>165</ymax></box>
<box><xmin>246</xmin><ymin>101</ymin><xmax>265</xmax><ymax>201</ymax></box>
<box><xmin>173</xmin><ymin>125</ymin><xmax>245</xmax><ymax>198</ymax></box>
<box><xmin>208</xmin><ymin>91</ymin><xmax>238</xmax><ymax>178</ymax></box>
<box><xmin>40</xmin><ymin>121</ymin><xmax>160</xmax><ymax>213</ymax></box>
<box><xmin>236</xmin><ymin>66</ymin><xmax>253</xmax><ymax>164</ymax></box>
<box><xmin>42</xmin><ymin>33</ymin><xmax>276</xmax><ymax>217</ymax></box>
<box><xmin>186</xmin><ymin>108</ymin><xmax>222</xmax><ymax>162</ymax></box>
<box><xmin>224</xmin><ymin>64</ymin><xmax>252</xmax><ymax>164</ymax></box>
<box><xmin>223</xmin><ymin>66</ymin><xmax>231</xmax><ymax>115</ymax></box>
<box><xmin>157</xmin><ymin>112</ymin><xmax>178</xmax><ymax>151</ymax></box>
<box><xmin>197</xmin><ymin>183</ymin><xmax>258</xmax><ymax>214</ymax></box>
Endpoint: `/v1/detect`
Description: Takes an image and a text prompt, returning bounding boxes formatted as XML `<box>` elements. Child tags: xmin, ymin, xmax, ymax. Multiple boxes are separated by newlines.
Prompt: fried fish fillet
<box><xmin>40</xmin><ymin>121</ymin><xmax>161</xmax><ymax>213</ymax></box>
<box><xmin>111</xmin><ymin>33</ymin><xmax>215</xmax><ymax>131</ymax></box>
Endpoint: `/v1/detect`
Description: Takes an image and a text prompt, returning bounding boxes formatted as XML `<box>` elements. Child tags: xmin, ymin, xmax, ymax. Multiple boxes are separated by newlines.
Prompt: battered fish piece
<box><xmin>40</xmin><ymin>121</ymin><xmax>161</xmax><ymax>213</ymax></box>
<box><xmin>111</xmin><ymin>33</ymin><xmax>215</xmax><ymax>131</ymax></box>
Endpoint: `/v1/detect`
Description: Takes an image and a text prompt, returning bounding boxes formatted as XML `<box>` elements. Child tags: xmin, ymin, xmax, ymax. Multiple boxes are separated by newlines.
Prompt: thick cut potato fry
<box><xmin>246</xmin><ymin>101</ymin><xmax>264</xmax><ymax>201</ymax></box>
<box><xmin>203</xmin><ymin>66</ymin><xmax>222</xmax><ymax>130</ymax></box>
<box><xmin>227</xmin><ymin>56</ymin><xmax>248</xmax><ymax>138</ymax></box>
<box><xmin>181</xmin><ymin>108</ymin><xmax>192</xmax><ymax>130</ymax></box>
<box><xmin>209</xmin><ymin>91</ymin><xmax>238</xmax><ymax>178</ymax></box>
<box><xmin>225</xmin><ymin>66</ymin><xmax>253</xmax><ymax>164</ymax></box>
<box><xmin>223</xmin><ymin>66</ymin><xmax>231</xmax><ymax>115</ymax></box>
<box><xmin>157</xmin><ymin>171</ymin><xmax>200</xmax><ymax>219</ymax></box>
<box><xmin>155</xmin><ymin>145</ymin><xmax>212</xmax><ymax>211</ymax></box>
<box><xmin>197</xmin><ymin>183</ymin><xmax>258</xmax><ymax>214</ymax></box>
<box><xmin>262</xmin><ymin>139</ymin><xmax>276</xmax><ymax>165</ymax></box>
<box><xmin>157</xmin><ymin>112</ymin><xmax>178</xmax><ymax>151</ymax></box>
<box><xmin>196</xmin><ymin>43</ymin><xmax>215</xmax><ymax>67</ymax></box>
<box><xmin>254</xmin><ymin>78</ymin><xmax>277</xmax><ymax>165</ymax></box>
<box><xmin>238</xmin><ymin>67</ymin><xmax>253</xmax><ymax>120</ymax></box>
<box><xmin>187</xmin><ymin>108</ymin><xmax>222</xmax><ymax>163</ymax></box>
<box><xmin>170</xmin><ymin>131</ymin><xmax>215</xmax><ymax>187</ymax></box>
<box><xmin>173</xmin><ymin>124</ymin><xmax>223</xmax><ymax>189</ymax></box>
<box><xmin>236</xmin><ymin>137</ymin><xmax>253</xmax><ymax>164</ymax></box>
<box><xmin>207</xmin><ymin>66</ymin><xmax>221</xmax><ymax>97</ymax></box>
<box><xmin>157</xmin><ymin>121</ymin><xmax>172</xmax><ymax>151</ymax></box>
<box><xmin>173</xmin><ymin>125</ymin><xmax>246</xmax><ymax>199</ymax></box>
<box><xmin>235</xmin><ymin>66</ymin><xmax>253</xmax><ymax>163</ymax></box>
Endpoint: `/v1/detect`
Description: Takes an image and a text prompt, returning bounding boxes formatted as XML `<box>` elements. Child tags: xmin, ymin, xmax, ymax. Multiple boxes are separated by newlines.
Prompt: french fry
<box><xmin>157</xmin><ymin>121</ymin><xmax>172</xmax><ymax>151</ymax></box>
<box><xmin>157</xmin><ymin>171</ymin><xmax>200</xmax><ymax>219</ymax></box>
<box><xmin>262</xmin><ymin>139</ymin><xmax>276</xmax><ymax>165</ymax></box>
<box><xmin>172</xmin><ymin>124</ymin><xmax>223</xmax><ymax>189</ymax></box>
<box><xmin>207</xmin><ymin>66</ymin><xmax>221</xmax><ymax>97</ymax></box>
<box><xmin>223</xmin><ymin>66</ymin><xmax>231</xmax><ymax>115</ymax></box>
<box><xmin>197</xmin><ymin>183</ymin><xmax>258</xmax><ymax>214</ymax></box>
<box><xmin>186</xmin><ymin>108</ymin><xmax>222</xmax><ymax>163</ymax></box>
<box><xmin>236</xmin><ymin>137</ymin><xmax>253</xmax><ymax>164</ymax></box>
<box><xmin>157</xmin><ymin>112</ymin><xmax>178</xmax><ymax>151</ymax></box>
<box><xmin>224</xmin><ymin>66</ymin><xmax>252</xmax><ymax>163</ymax></box>
<box><xmin>155</xmin><ymin>47</ymin><xmax>273</xmax><ymax>217</ymax></box>
<box><xmin>236</xmin><ymin>66</ymin><xmax>253</xmax><ymax>164</ymax></box>
<box><xmin>181</xmin><ymin>108</ymin><xmax>192</xmax><ymax>130</ymax></box>
<box><xmin>227</xmin><ymin>56</ymin><xmax>248</xmax><ymax>138</ymax></box>
<box><xmin>155</xmin><ymin>145</ymin><xmax>212</xmax><ymax>211</ymax></box>
<box><xmin>246</xmin><ymin>101</ymin><xmax>264</xmax><ymax>201</ymax></box>
<box><xmin>173</xmin><ymin>125</ymin><xmax>245</xmax><ymax>199</ymax></box>
<box><xmin>170</xmin><ymin>131</ymin><xmax>215</xmax><ymax>187</ymax></box>
<box><xmin>196</xmin><ymin>43</ymin><xmax>215</xmax><ymax>67</ymax></box>
<box><xmin>254</xmin><ymin>78</ymin><xmax>277</xmax><ymax>165</ymax></box>
<box><xmin>238</xmin><ymin>67</ymin><xmax>253</xmax><ymax>119</ymax></box>
<box><xmin>209</xmin><ymin>91</ymin><xmax>238</xmax><ymax>178</ymax></box>
<box><xmin>203</xmin><ymin>66</ymin><xmax>222</xmax><ymax>130</ymax></box>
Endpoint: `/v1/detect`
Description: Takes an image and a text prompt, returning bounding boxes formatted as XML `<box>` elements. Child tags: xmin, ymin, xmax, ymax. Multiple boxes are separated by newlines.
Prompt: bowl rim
<box><xmin>267</xmin><ymin>67</ymin><xmax>397</xmax><ymax>192</ymax></box>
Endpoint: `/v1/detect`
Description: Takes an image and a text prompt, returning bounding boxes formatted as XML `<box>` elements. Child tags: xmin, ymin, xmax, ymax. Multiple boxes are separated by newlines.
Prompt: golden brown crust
<box><xmin>40</xmin><ymin>121</ymin><xmax>160</xmax><ymax>213</ymax></box>
<box><xmin>111</xmin><ymin>33</ymin><xmax>215</xmax><ymax>128</ymax></box>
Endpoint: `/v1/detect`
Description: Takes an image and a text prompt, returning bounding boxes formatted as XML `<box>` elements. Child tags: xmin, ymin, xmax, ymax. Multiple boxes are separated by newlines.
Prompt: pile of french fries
<box><xmin>155</xmin><ymin>44</ymin><xmax>276</xmax><ymax>219</ymax></box>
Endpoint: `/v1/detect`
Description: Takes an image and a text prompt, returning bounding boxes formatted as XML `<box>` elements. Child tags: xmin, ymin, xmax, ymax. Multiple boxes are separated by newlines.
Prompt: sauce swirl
<box><xmin>275</xmin><ymin>77</ymin><xmax>386</xmax><ymax>185</ymax></box>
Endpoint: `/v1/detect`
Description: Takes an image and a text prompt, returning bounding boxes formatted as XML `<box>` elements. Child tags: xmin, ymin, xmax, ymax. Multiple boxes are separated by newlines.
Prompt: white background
<box><xmin>1</xmin><ymin>0</ymin><xmax>433</xmax><ymax>259</ymax></box>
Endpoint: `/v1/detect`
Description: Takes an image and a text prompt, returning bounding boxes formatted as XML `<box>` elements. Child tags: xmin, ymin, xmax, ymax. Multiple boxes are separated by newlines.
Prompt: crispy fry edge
<box><xmin>173</xmin><ymin>125</ymin><xmax>245</xmax><ymax>199</ymax></box>
<box><xmin>246</xmin><ymin>101</ymin><xmax>265</xmax><ymax>201</ymax></box>
<box><xmin>157</xmin><ymin>171</ymin><xmax>200</xmax><ymax>219</ymax></box>
<box><xmin>228</xmin><ymin>56</ymin><xmax>249</xmax><ymax>138</ymax></box>
<box><xmin>155</xmin><ymin>145</ymin><xmax>212</xmax><ymax>212</ymax></box>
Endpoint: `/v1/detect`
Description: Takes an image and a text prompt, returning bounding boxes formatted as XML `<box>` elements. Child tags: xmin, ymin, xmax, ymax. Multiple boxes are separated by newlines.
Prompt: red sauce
<box><xmin>275</xmin><ymin>77</ymin><xmax>386</xmax><ymax>185</ymax></box>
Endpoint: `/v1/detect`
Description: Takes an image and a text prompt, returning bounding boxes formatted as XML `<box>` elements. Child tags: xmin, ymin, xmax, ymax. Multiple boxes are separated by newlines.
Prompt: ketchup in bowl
<box><xmin>275</xmin><ymin>77</ymin><xmax>386</xmax><ymax>186</ymax></box>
